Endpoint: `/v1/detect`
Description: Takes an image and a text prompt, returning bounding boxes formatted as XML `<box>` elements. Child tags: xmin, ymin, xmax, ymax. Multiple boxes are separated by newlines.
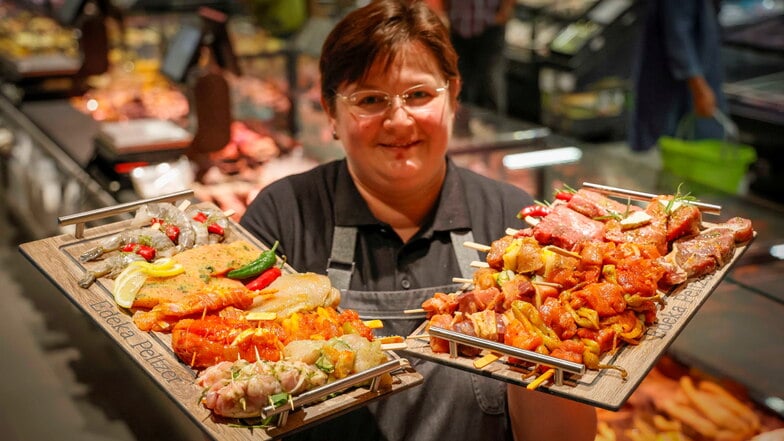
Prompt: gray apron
<box><xmin>311</xmin><ymin>226</ymin><xmax>511</xmax><ymax>441</ymax></box>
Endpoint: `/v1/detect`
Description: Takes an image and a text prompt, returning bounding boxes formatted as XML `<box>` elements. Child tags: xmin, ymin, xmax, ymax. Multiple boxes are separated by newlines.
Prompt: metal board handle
<box><xmin>261</xmin><ymin>358</ymin><xmax>412</xmax><ymax>424</ymax></box>
<box><xmin>428</xmin><ymin>326</ymin><xmax>585</xmax><ymax>386</ymax></box>
<box><xmin>58</xmin><ymin>189</ymin><xmax>195</xmax><ymax>238</ymax></box>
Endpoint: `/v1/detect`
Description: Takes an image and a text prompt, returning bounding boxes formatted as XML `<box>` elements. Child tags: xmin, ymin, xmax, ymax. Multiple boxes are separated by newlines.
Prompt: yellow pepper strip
<box><xmin>363</xmin><ymin>319</ymin><xmax>384</xmax><ymax>329</ymax></box>
<box><xmin>602</xmin><ymin>264</ymin><xmax>617</xmax><ymax>284</ymax></box>
<box><xmin>624</xmin><ymin>293</ymin><xmax>664</xmax><ymax>310</ymax></box>
<box><xmin>130</xmin><ymin>260</ymin><xmax>185</xmax><ymax>277</ymax></box>
<box><xmin>474</xmin><ymin>352</ymin><xmax>501</xmax><ymax>369</ymax></box>
<box><xmin>246</xmin><ymin>311</ymin><xmax>277</xmax><ymax>321</ymax></box>
<box><xmin>581</xmin><ymin>338</ymin><xmax>628</xmax><ymax>379</ymax></box>
<box><xmin>511</xmin><ymin>300</ymin><xmax>561</xmax><ymax>351</ymax></box>
<box><xmin>527</xmin><ymin>368</ymin><xmax>555</xmax><ymax>390</ymax></box>
<box><xmin>502</xmin><ymin>239</ymin><xmax>522</xmax><ymax>271</ymax></box>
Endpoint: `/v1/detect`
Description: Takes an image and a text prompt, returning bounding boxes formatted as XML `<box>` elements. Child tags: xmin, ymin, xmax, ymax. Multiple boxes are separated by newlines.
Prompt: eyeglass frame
<box><xmin>334</xmin><ymin>83</ymin><xmax>450</xmax><ymax>118</ymax></box>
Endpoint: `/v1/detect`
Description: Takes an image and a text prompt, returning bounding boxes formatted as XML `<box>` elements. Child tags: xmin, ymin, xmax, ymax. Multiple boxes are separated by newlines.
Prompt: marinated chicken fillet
<box><xmin>248</xmin><ymin>272</ymin><xmax>341</xmax><ymax>317</ymax></box>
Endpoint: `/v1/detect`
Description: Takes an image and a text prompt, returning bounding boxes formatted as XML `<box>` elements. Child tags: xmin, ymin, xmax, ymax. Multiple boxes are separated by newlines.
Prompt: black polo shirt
<box><xmin>240</xmin><ymin>157</ymin><xmax>533</xmax><ymax>291</ymax></box>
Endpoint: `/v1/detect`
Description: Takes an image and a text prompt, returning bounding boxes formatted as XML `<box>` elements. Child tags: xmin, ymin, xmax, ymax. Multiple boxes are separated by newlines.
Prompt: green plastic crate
<box><xmin>658</xmin><ymin>136</ymin><xmax>757</xmax><ymax>194</ymax></box>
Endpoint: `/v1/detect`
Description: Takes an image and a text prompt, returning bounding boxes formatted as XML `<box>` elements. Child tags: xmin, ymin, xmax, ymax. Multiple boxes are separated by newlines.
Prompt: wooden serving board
<box><xmin>400</xmin><ymin>238</ymin><xmax>754</xmax><ymax>412</ymax></box>
<box><xmin>18</xmin><ymin>210</ymin><xmax>423</xmax><ymax>440</ymax></box>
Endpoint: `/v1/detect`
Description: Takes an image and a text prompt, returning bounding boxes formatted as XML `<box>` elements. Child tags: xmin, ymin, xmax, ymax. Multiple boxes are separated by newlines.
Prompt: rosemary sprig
<box><xmin>593</xmin><ymin>198</ymin><xmax>634</xmax><ymax>221</ymax></box>
<box><xmin>664</xmin><ymin>183</ymin><xmax>697</xmax><ymax>215</ymax></box>
<box><xmin>562</xmin><ymin>183</ymin><xmax>578</xmax><ymax>193</ymax></box>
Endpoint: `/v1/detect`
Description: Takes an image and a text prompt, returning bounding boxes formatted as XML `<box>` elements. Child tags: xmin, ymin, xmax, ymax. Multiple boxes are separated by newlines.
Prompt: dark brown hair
<box><xmin>319</xmin><ymin>0</ymin><xmax>459</xmax><ymax>114</ymax></box>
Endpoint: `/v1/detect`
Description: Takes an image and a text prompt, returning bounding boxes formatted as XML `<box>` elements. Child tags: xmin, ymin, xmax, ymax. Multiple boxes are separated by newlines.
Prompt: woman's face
<box><xmin>326</xmin><ymin>43</ymin><xmax>457</xmax><ymax>195</ymax></box>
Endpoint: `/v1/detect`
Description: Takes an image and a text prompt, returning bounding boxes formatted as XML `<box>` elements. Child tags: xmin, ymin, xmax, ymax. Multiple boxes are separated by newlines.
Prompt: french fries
<box><xmin>597</xmin><ymin>368</ymin><xmax>773</xmax><ymax>441</ymax></box>
<box><xmin>624</xmin><ymin>415</ymin><xmax>690</xmax><ymax>441</ymax></box>
<box><xmin>595</xmin><ymin>421</ymin><xmax>617</xmax><ymax>441</ymax></box>
<box><xmin>656</xmin><ymin>376</ymin><xmax>762</xmax><ymax>441</ymax></box>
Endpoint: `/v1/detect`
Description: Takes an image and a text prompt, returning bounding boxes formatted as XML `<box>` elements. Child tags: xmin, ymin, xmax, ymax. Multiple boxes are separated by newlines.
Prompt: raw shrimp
<box><xmin>133</xmin><ymin>203</ymin><xmax>197</xmax><ymax>252</ymax></box>
<box><xmin>79</xmin><ymin>227</ymin><xmax>176</xmax><ymax>262</ymax></box>
<box><xmin>78</xmin><ymin>252</ymin><xmax>146</xmax><ymax>288</ymax></box>
<box><xmin>185</xmin><ymin>205</ymin><xmax>230</xmax><ymax>245</ymax></box>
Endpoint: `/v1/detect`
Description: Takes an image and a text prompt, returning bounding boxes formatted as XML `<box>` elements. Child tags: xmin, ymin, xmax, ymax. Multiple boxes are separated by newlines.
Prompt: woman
<box><xmin>240</xmin><ymin>1</ymin><xmax>597</xmax><ymax>439</ymax></box>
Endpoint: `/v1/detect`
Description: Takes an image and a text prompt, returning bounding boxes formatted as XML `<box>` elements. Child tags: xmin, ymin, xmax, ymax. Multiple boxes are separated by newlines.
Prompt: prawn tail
<box><xmin>80</xmin><ymin>247</ymin><xmax>105</xmax><ymax>262</ymax></box>
<box><xmin>78</xmin><ymin>271</ymin><xmax>97</xmax><ymax>288</ymax></box>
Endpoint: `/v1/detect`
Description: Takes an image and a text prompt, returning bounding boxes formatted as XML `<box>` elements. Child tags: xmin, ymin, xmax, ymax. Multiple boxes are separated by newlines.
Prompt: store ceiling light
<box><xmin>503</xmin><ymin>146</ymin><xmax>583</xmax><ymax>170</ymax></box>
<box><xmin>510</xmin><ymin>127</ymin><xmax>551</xmax><ymax>141</ymax></box>
<box><xmin>770</xmin><ymin>244</ymin><xmax>784</xmax><ymax>260</ymax></box>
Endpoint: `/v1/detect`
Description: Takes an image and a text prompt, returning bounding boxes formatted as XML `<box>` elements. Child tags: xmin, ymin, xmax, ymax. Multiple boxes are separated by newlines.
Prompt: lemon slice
<box><xmin>113</xmin><ymin>266</ymin><xmax>147</xmax><ymax>308</ymax></box>
<box><xmin>130</xmin><ymin>259</ymin><xmax>185</xmax><ymax>278</ymax></box>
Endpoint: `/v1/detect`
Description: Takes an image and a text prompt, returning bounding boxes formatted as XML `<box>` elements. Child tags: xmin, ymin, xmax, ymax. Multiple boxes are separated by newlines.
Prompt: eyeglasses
<box><xmin>336</xmin><ymin>83</ymin><xmax>449</xmax><ymax>118</ymax></box>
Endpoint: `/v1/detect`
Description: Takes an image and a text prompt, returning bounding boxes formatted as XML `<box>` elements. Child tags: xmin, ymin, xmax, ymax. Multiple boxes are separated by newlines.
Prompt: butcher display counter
<box><xmin>0</xmin><ymin>95</ymin><xmax>119</xmax><ymax>238</ymax></box>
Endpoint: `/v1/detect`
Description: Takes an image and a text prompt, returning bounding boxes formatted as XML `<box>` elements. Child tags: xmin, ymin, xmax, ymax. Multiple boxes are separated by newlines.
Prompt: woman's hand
<box><xmin>688</xmin><ymin>75</ymin><xmax>717</xmax><ymax>118</ymax></box>
<box><xmin>508</xmin><ymin>385</ymin><xmax>597</xmax><ymax>441</ymax></box>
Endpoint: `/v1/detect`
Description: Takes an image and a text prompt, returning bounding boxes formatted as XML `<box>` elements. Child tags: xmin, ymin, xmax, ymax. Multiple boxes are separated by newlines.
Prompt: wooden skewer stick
<box><xmin>527</xmin><ymin>368</ymin><xmax>555</xmax><ymax>390</ymax></box>
<box><xmin>463</xmin><ymin>241</ymin><xmax>491</xmax><ymax>252</ymax></box>
<box><xmin>532</xmin><ymin>280</ymin><xmax>562</xmax><ymax>289</ymax></box>
<box><xmin>406</xmin><ymin>334</ymin><xmax>432</xmax><ymax>341</ymax></box>
<box><xmin>524</xmin><ymin>215</ymin><xmax>540</xmax><ymax>226</ymax></box>
<box><xmin>456</xmin><ymin>275</ymin><xmax>559</xmax><ymax>289</ymax></box>
<box><xmin>506</xmin><ymin>228</ymin><xmax>520</xmax><ymax>236</ymax></box>
<box><xmin>380</xmin><ymin>342</ymin><xmax>408</xmax><ymax>351</ymax></box>
<box><xmin>582</xmin><ymin>182</ymin><xmax>722</xmax><ymax>215</ymax></box>
<box><xmin>542</xmin><ymin>245</ymin><xmax>582</xmax><ymax>260</ymax></box>
<box><xmin>223</xmin><ymin>209</ymin><xmax>236</xmax><ymax>218</ymax></box>
<box><xmin>471</xmin><ymin>260</ymin><xmax>490</xmax><ymax>268</ymax></box>
<box><xmin>404</xmin><ymin>308</ymin><xmax>426</xmax><ymax>314</ymax></box>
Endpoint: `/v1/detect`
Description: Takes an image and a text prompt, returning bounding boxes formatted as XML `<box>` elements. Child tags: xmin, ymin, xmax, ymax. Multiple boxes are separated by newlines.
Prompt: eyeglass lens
<box><xmin>342</xmin><ymin>84</ymin><xmax>447</xmax><ymax>117</ymax></box>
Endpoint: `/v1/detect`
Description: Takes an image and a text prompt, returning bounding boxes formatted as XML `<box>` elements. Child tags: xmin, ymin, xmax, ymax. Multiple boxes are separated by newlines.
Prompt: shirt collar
<box><xmin>333</xmin><ymin>158</ymin><xmax>472</xmax><ymax>232</ymax></box>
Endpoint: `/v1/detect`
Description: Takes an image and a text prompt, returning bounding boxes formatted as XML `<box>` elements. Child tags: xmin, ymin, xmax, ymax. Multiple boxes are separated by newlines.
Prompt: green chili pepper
<box><xmin>227</xmin><ymin>241</ymin><xmax>279</xmax><ymax>279</ymax></box>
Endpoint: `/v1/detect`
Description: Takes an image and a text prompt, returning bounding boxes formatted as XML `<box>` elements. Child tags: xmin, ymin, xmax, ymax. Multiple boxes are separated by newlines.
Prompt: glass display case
<box><xmin>0</xmin><ymin>95</ymin><xmax>120</xmax><ymax>238</ymax></box>
<box><xmin>505</xmin><ymin>0</ymin><xmax>645</xmax><ymax>139</ymax></box>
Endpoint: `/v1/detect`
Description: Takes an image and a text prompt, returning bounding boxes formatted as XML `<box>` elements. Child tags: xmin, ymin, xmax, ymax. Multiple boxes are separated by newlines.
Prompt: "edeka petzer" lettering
<box><xmin>644</xmin><ymin>278</ymin><xmax>709</xmax><ymax>339</ymax></box>
<box><xmin>90</xmin><ymin>300</ymin><xmax>186</xmax><ymax>384</ymax></box>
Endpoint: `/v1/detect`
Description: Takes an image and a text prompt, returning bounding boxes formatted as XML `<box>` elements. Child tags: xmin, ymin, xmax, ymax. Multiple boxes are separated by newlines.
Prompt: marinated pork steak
<box><xmin>670</xmin><ymin>227</ymin><xmax>737</xmax><ymax>280</ymax></box>
<box><xmin>661</xmin><ymin>200</ymin><xmax>703</xmax><ymax>242</ymax></box>
<box><xmin>567</xmin><ymin>189</ymin><xmax>641</xmax><ymax>219</ymax></box>
<box><xmin>533</xmin><ymin>205</ymin><xmax>606</xmax><ymax>250</ymax></box>
<box><xmin>715</xmin><ymin>216</ymin><xmax>754</xmax><ymax>243</ymax></box>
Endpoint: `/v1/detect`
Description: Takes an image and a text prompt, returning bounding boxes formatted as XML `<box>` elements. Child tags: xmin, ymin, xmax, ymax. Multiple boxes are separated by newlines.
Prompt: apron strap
<box><xmin>451</xmin><ymin>229</ymin><xmax>479</xmax><ymax>279</ymax></box>
<box><xmin>327</xmin><ymin>225</ymin><xmax>356</xmax><ymax>290</ymax></box>
<box><xmin>327</xmin><ymin>226</ymin><xmax>480</xmax><ymax>290</ymax></box>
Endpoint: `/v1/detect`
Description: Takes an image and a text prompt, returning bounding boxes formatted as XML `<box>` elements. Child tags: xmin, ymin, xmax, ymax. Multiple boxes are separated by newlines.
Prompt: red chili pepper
<box><xmin>136</xmin><ymin>245</ymin><xmax>156</xmax><ymax>261</ymax></box>
<box><xmin>163</xmin><ymin>223</ymin><xmax>180</xmax><ymax>243</ymax></box>
<box><xmin>517</xmin><ymin>205</ymin><xmax>552</xmax><ymax>219</ymax></box>
<box><xmin>192</xmin><ymin>212</ymin><xmax>208</xmax><ymax>223</ymax></box>
<box><xmin>121</xmin><ymin>243</ymin><xmax>156</xmax><ymax>261</ymax></box>
<box><xmin>207</xmin><ymin>223</ymin><xmax>224</xmax><ymax>235</ymax></box>
<box><xmin>245</xmin><ymin>266</ymin><xmax>282</xmax><ymax>290</ymax></box>
<box><xmin>554</xmin><ymin>191</ymin><xmax>574</xmax><ymax>201</ymax></box>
